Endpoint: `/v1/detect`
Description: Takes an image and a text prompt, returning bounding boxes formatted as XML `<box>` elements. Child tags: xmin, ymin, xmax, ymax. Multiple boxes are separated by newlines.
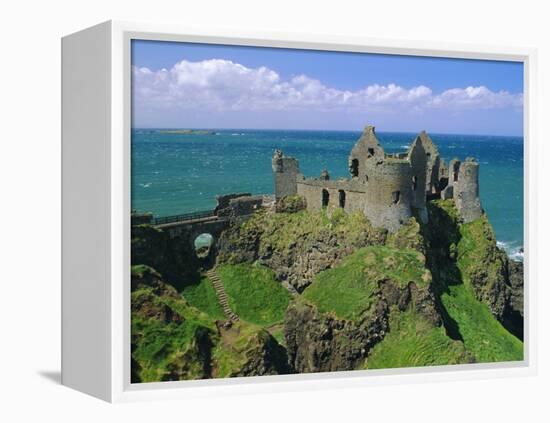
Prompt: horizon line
<box><xmin>131</xmin><ymin>126</ymin><xmax>524</xmax><ymax>138</ymax></box>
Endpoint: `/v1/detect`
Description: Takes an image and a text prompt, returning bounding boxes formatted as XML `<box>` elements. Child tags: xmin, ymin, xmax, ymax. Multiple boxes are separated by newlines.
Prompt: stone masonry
<box><xmin>272</xmin><ymin>125</ymin><xmax>483</xmax><ymax>232</ymax></box>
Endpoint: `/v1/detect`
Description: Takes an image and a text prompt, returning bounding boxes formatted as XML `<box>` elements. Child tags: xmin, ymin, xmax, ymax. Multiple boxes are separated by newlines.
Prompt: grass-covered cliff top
<box><xmin>239</xmin><ymin>206</ymin><xmax>386</xmax><ymax>255</ymax></box>
<box><xmin>427</xmin><ymin>200</ymin><xmax>523</xmax><ymax>363</ymax></box>
<box><xmin>131</xmin><ymin>264</ymin><xmax>290</xmax><ymax>382</ymax></box>
<box><xmin>131</xmin><ymin>282</ymin><xmax>217</xmax><ymax>382</ymax></box>
<box><xmin>303</xmin><ymin>246</ymin><xmax>430</xmax><ymax>322</ymax></box>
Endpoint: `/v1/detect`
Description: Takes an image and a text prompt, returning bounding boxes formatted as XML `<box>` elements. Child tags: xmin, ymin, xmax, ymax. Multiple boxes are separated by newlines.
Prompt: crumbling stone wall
<box><xmin>417</xmin><ymin>131</ymin><xmax>442</xmax><ymax>194</ymax></box>
<box><xmin>454</xmin><ymin>158</ymin><xmax>482</xmax><ymax>222</ymax></box>
<box><xmin>348</xmin><ymin>126</ymin><xmax>384</xmax><ymax>181</ymax></box>
<box><xmin>296</xmin><ymin>178</ymin><xmax>367</xmax><ymax>213</ymax></box>
<box><xmin>272</xmin><ymin>150</ymin><xmax>300</xmax><ymax>199</ymax></box>
<box><xmin>407</xmin><ymin>136</ymin><xmax>428</xmax><ymax>223</ymax></box>
<box><xmin>271</xmin><ymin>124</ymin><xmax>483</xmax><ymax>233</ymax></box>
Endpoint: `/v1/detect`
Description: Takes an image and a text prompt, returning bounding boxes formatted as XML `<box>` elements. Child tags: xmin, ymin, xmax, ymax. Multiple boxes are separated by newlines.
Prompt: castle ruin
<box><xmin>272</xmin><ymin>125</ymin><xmax>482</xmax><ymax>232</ymax></box>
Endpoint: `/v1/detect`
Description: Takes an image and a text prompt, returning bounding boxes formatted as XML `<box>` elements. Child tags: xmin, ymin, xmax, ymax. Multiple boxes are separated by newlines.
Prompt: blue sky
<box><xmin>132</xmin><ymin>39</ymin><xmax>523</xmax><ymax>135</ymax></box>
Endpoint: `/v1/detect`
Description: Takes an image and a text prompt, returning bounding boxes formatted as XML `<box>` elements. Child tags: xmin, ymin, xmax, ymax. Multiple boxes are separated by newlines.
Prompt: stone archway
<box><xmin>193</xmin><ymin>233</ymin><xmax>214</xmax><ymax>258</ymax></box>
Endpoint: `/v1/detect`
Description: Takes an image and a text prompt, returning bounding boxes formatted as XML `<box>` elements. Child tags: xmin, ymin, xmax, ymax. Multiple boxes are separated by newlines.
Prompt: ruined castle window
<box><xmin>322</xmin><ymin>189</ymin><xmax>330</xmax><ymax>208</ymax></box>
<box><xmin>194</xmin><ymin>233</ymin><xmax>214</xmax><ymax>258</ymax></box>
<box><xmin>453</xmin><ymin>171</ymin><xmax>458</xmax><ymax>182</ymax></box>
<box><xmin>367</xmin><ymin>148</ymin><xmax>375</xmax><ymax>157</ymax></box>
<box><xmin>338</xmin><ymin>190</ymin><xmax>346</xmax><ymax>208</ymax></box>
<box><xmin>412</xmin><ymin>175</ymin><xmax>418</xmax><ymax>191</ymax></box>
<box><xmin>392</xmin><ymin>191</ymin><xmax>400</xmax><ymax>205</ymax></box>
<box><xmin>350</xmin><ymin>159</ymin><xmax>359</xmax><ymax>177</ymax></box>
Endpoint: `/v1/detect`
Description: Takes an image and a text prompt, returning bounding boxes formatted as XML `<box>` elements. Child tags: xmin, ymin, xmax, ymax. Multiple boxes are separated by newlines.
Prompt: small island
<box><xmin>157</xmin><ymin>129</ymin><xmax>216</xmax><ymax>135</ymax></box>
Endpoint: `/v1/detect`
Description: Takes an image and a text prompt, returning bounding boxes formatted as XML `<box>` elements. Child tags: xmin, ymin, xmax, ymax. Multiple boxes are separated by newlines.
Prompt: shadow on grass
<box><xmin>422</xmin><ymin>202</ymin><xmax>465</xmax><ymax>342</ymax></box>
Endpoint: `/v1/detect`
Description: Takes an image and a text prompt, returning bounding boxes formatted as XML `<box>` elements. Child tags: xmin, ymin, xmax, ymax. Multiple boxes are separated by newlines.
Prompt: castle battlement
<box><xmin>272</xmin><ymin>125</ymin><xmax>483</xmax><ymax>232</ymax></box>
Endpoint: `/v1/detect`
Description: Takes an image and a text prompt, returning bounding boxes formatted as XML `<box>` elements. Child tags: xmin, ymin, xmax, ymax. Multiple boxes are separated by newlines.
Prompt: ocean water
<box><xmin>131</xmin><ymin>129</ymin><xmax>524</xmax><ymax>260</ymax></box>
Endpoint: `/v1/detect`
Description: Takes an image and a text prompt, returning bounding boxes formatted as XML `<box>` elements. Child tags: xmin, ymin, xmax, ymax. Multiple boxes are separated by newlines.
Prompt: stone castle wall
<box><xmin>272</xmin><ymin>125</ymin><xmax>482</xmax><ymax>233</ymax></box>
<box><xmin>455</xmin><ymin>158</ymin><xmax>482</xmax><ymax>222</ymax></box>
<box><xmin>296</xmin><ymin>177</ymin><xmax>367</xmax><ymax>213</ymax></box>
<box><xmin>272</xmin><ymin>154</ymin><xmax>300</xmax><ymax>199</ymax></box>
<box><xmin>363</xmin><ymin>158</ymin><xmax>413</xmax><ymax>232</ymax></box>
<box><xmin>407</xmin><ymin>136</ymin><xmax>428</xmax><ymax>223</ymax></box>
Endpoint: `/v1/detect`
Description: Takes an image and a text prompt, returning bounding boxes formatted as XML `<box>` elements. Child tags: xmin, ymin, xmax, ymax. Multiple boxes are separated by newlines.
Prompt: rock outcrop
<box><xmin>131</xmin><ymin>265</ymin><xmax>291</xmax><ymax>382</ymax></box>
<box><xmin>284</xmin><ymin>278</ymin><xmax>441</xmax><ymax>373</ymax></box>
<box><xmin>217</xmin><ymin>208</ymin><xmax>386</xmax><ymax>292</ymax></box>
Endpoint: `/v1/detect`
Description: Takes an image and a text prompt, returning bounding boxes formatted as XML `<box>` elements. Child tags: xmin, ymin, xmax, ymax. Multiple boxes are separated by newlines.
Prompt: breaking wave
<box><xmin>497</xmin><ymin>240</ymin><xmax>524</xmax><ymax>262</ymax></box>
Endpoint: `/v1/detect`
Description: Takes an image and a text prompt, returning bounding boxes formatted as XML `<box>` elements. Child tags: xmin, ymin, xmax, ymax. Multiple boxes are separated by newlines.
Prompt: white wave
<box><xmin>497</xmin><ymin>240</ymin><xmax>524</xmax><ymax>262</ymax></box>
<box><xmin>400</xmin><ymin>145</ymin><xmax>410</xmax><ymax>149</ymax></box>
<box><xmin>139</xmin><ymin>182</ymin><xmax>152</xmax><ymax>188</ymax></box>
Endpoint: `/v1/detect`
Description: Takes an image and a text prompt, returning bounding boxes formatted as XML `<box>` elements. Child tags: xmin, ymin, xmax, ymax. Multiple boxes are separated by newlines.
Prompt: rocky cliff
<box><xmin>131</xmin><ymin>196</ymin><xmax>523</xmax><ymax>381</ymax></box>
<box><xmin>217</xmin><ymin>204</ymin><xmax>386</xmax><ymax>292</ymax></box>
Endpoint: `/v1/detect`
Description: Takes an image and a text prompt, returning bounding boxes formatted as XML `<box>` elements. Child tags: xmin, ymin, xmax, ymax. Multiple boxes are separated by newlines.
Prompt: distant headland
<box><xmin>157</xmin><ymin>129</ymin><xmax>216</xmax><ymax>135</ymax></box>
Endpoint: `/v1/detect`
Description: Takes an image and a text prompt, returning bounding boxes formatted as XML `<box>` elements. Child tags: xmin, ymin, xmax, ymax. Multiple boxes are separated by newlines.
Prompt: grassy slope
<box><xmin>181</xmin><ymin>276</ymin><xmax>225</xmax><ymax>321</ymax></box>
<box><xmin>211</xmin><ymin>322</ymin><xmax>269</xmax><ymax>378</ymax></box>
<box><xmin>131</xmin><ymin>285</ymin><xmax>217</xmax><ymax>382</ymax></box>
<box><xmin>217</xmin><ymin>263</ymin><xmax>291</xmax><ymax>326</ymax></box>
<box><xmin>440</xmin><ymin>285</ymin><xmax>522</xmax><ymax>362</ymax></box>
<box><xmin>367</xmin><ymin>307</ymin><xmax>471</xmax><ymax>369</ymax></box>
<box><xmin>431</xmin><ymin>200</ymin><xmax>523</xmax><ymax>362</ymax></box>
<box><xmin>303</xmin><ymin>246</ymin><xmax>430</xmax><ymax>322</ymax></box>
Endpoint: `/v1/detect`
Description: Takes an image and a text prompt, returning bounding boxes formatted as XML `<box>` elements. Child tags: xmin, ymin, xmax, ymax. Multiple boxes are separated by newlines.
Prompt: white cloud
<box><xmin>133</xmin><ymin>59</ymin><xmax>523</xmax><ymax>113</ymax></box>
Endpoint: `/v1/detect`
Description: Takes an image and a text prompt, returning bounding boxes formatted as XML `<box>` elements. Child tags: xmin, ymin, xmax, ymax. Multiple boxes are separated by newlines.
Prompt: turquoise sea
<box><xmin>131</xmin><ymin>129</ymin><xmax>524</xmax><ymax>260</ymax></box>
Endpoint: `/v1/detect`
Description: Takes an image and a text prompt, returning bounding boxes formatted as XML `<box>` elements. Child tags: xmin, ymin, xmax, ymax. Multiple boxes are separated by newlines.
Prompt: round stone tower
<box><xmin>363</xmin><ymin>158</ymin><xmax>413</xmax><ymax>233</ymax></box>
<box><xmin>455</xmin><ymin>158</ymin><xmax>482</xmax><ymax>222</ymax></box>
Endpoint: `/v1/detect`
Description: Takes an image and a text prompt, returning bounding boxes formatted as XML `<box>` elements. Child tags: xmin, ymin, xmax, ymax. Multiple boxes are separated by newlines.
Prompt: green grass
<box><xmin>217</xmin><ymin>263</ymin><xmax>291</xmax><ymax>326</ymax></box>
<box><xmin>441</xmin><ymin>284</ymin><xmax>523</xmax><ymax>362</ymax></box>
<box><xmin>367</xmin><ymin>308</ymin><xmax>472</xmax><ymax>369</ymax></box>
<box><xmin>131</xmin><ymin>264</ymin><xmax>160</xmax><ymax>278</ymax></box>
<box><xmin>181</xmin><ymin>276</ymin><xmax>225</xmax><ymax>320</ymax></box>
<box><xmin>303</xmin><ymin>246</ymin><xmax>431</xmax><ymax>321</ymax></box>
<box><xmin>131</xmin><ymin>286</ymin><xmax>217</xmax><ymax>382</ymax></box>
<box><xmin>449</xmin><ymin>215</ymin><xmax>523</xmax><ymax>362</ymax></box>
<box><xmin>211</xmin><ymin>322</ymin><xmax>266</xmax><ymax>378</ymax></box>
<box><xmin>240</xmin><ymin>208</ymin><xmax>385</xmax><ymax>257</ymax></box>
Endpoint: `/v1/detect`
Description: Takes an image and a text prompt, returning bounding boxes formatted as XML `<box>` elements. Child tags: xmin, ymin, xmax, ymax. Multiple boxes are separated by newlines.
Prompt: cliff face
<box><xmin>217</xmin><ymin>206</ymin><xmax>386</xmax><ymax>292</ymax></box>
<box><xmin>130</xmin><ymin>266</ymin><xmax>289</xmax><ymax>382</ymax></box>
<box><xmin>131</xmin><ymin>196</ymin><xmax>523</xmax><ymax>381</ymax></box>
<box><xmin>425</xmin><ymin>201</ymin><xmax>524</xmax><ymax>340</ymax></box>
<box><xmin>284</xmin><ymin>278</ymin><xmax>440</xmax><ymax>373</ymax></box>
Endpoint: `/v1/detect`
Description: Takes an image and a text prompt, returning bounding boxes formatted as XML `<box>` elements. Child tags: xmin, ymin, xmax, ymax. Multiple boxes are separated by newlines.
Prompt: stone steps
<box><xmin>206</xmin><ymin>269</ymin><xmax>239</xmax><ymax>322</ymax></box>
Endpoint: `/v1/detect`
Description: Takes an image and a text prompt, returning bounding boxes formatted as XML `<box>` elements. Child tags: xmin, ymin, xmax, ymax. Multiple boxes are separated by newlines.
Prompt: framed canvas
<box><xmin>61</xmin><ymin>20</ymin><xmax>538</xmax><ymax>402</ymax></box>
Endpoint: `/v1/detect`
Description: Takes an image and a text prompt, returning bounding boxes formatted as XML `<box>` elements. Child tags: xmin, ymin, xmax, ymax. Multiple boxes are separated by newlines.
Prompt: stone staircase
<box><xmin>206</xmin><ymin>268</ymin><xmax>239</xmax><ymax>322</ymax></box>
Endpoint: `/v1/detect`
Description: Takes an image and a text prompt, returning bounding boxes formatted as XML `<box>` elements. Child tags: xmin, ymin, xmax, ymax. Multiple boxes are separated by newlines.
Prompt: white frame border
<box><xmin>108</xmin><ymin>20</ymin><xmax>537</xmax><ymax>403</ymax></box>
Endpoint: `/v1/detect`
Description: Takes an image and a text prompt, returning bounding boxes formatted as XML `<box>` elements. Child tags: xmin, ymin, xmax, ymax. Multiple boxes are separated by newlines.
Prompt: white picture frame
<box><xmin>61</xmin><ymin>20</ymin><xmax>538</xmax><ymax>403</ymax></box>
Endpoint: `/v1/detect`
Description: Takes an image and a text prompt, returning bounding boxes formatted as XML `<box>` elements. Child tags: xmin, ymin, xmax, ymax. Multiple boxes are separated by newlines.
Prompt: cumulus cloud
<box><xmin>132</xmin><ymin>59</ymin><xmax>523</xmax><ymax>113</ymax></box>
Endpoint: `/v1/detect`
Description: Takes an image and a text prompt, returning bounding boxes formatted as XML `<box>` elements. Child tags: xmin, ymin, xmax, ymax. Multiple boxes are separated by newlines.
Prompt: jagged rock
<box><xmin>507</xmin><ymin>260</ymin><xmax>524</xmax><ymax>318</ymax></box>
<box><xmin>275</xmin><ymin>195</ymin><xmax>307</xmax><ymax>213</ymax></box>
<box><xmin>284</xmin><ymin>299</ymin><xmax>388</xmax><ymax>373</ymax></box>
<box><xmin>217</xmin><ymin>208</ymin><xmax>386</xmax><ymax>292</ymax></box>
<box><xmin>284</xmin><ymin>279</ymin><xmax>441</xmax><ymax>373</ymax></box>
<box><xmin>230</xmin><ymin>330</ymin><xmax>291</xmax><ymax>377</ymax></box>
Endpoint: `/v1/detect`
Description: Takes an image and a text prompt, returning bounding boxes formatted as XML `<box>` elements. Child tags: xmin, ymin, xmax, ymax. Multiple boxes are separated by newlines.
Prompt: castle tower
<box><xmin>407</xmin><ymin>136</ymin><xmax>428</xmax><ymax>223</ymax></box>
<box><xmin>348</xmin><ymin>125</ymin><xmax>384</xmax><ymax>182</ymax></box>
<box><xmin>272</xmin><ymin>149</ymin><xmax>300</xmax><ymax>200</ymax></box>
<box><xmin>454</xmin><ymin>158</ymin><xmax>482</xmax><ymax>222</ymax></box>
<box><xmin>417</xmin><ymin>131</ymin><xmax>442</xmax><ymax>194</ymax></box>
<box><xmin>363</xmin><ymin>157</ymin><xmax>413</xmax><ymax>233</ymax></box>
